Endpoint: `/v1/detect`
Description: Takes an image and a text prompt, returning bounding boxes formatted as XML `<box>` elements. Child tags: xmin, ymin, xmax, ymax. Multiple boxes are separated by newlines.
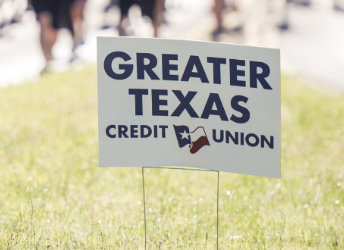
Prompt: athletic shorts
<box><xmin>31</xmin><ymin>0</ymin><xmax>78</xmax><ymax>29</ymax></box>
<box><xmin>119</xmin><ymin>0</ymin><xmax>157</xmax><ymax>20</ymax></box>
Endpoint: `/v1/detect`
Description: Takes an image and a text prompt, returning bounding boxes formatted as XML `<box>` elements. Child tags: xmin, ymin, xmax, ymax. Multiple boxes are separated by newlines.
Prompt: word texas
<box><xmin>103</xmin><ymin>51</ymin><xmax>273</xmax><ymax>124</ymax></box>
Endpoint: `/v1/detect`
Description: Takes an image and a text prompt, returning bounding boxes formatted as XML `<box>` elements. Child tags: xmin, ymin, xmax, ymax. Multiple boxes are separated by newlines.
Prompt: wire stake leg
<box><xmin>142</xmin><ymin>167</ymin><xmax>147</xmax><ymax>250</ymax></box>
<box><xmin>217</xmin><ymin>171</ymin><xmax>220</xmax><ymax>250</ymax></box>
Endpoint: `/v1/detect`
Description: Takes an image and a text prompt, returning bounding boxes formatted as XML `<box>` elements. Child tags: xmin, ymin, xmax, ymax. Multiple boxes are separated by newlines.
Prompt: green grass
<box><xmin>0</xmin><ymin>67</ymin><xmax>343</xmax><ymax>249</ymax></box>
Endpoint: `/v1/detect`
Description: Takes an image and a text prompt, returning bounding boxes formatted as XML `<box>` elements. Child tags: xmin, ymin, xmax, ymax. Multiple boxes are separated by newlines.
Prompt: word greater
<box><xmin>104</xmin><ymin>51</ymin><xmax>272</xmax><ymax>89</ymax></box>
<box><xmin>129</xmin><ymin>89</ymin><xmax>250</xmax><ymax>124</ymax></box>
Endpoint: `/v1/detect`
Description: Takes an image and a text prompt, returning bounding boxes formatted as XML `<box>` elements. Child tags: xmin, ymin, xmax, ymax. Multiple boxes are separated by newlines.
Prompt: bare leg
<box><xmin>37</xmin><ymin>11</ymin><xmax>57</xmax><ymax>63</ymax></box>
<box><xmin>214</xmin><ymin>0</ymin><xmax>225</xmax><ymax>31</ymax></box>
<box><xmin>70</xmin><ymin>0</ymin><xmax>86</xmax><ymax>47</ymax></box>
<box><xmin>152</xmin><ymin>0</ymin><xmax>165</xmax><ymax>37</ymax></box>
<box><xmin>118</xmin><ymin>14</ymin><xmax>127</xmax><ymax>36</ymax></box>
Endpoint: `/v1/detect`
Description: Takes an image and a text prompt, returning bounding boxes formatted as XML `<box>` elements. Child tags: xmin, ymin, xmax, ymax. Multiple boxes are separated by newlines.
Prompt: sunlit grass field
<box><xmin>0</xmin><ymin>67</ymin><xmax>343</xmax><ymax>249</ymax></box>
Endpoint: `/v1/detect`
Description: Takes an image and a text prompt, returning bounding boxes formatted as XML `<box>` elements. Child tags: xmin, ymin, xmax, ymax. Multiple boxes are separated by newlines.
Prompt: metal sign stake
<box><xmin>142</xmin><ymin>167</ymin><xmax>147</xmax><ymax>250</ymax></box>
<box><xmin>217</xmin><ymin>171</ymin><xmax>220</xmax><ymax>250</ymax></box>
<box><xmin>142</xmin><ymin>167</ymin><xmax>220</xmax><ymax>249</ymax></box>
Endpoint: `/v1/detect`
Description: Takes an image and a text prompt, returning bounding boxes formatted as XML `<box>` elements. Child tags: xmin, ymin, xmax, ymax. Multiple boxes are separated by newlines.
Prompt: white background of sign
<box><xmin>98</xmin><ymin>37</ymin><xmax>280</xmax><ymax>178</ymax></box>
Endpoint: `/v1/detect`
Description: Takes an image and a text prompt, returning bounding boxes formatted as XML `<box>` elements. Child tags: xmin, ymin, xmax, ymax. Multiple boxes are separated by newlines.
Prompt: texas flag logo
<box><xmin>173</xmin><ymin>125</ymin><xmax>210</xmax><ymax>154</ymax></box>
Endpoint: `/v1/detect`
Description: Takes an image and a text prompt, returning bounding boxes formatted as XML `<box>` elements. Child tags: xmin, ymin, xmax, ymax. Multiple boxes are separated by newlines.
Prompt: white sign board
<box><xmin>97</xmin><ymin>37</ymin><xmax>280</xmax><ymax>178</ymax></box>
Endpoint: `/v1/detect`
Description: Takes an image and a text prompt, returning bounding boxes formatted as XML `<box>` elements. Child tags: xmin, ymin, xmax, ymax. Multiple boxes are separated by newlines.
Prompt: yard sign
<box><xmin>97</xmin><ymin>37</ymin><xmax>280</xmax><ymax>178</ymax></box>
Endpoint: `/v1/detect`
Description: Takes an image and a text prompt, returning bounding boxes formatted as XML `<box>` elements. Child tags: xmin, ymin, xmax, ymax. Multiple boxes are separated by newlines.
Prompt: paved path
<box><xmin>280</xmin><ymin>0</ymin><xmax>344</xmax><ymax>91</ymax></box>
<box><xmin>0</xmin><ymin>0</ymin><xmax>344</xmax><ymax>92</ymax></box>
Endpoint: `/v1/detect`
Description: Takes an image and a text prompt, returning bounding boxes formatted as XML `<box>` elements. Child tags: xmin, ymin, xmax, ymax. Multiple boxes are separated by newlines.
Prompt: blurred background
<box><xmin>1</xmin><ymin>1</ymin><xmax>344</xmax><ymax>248</ymax></box>
<box><xmin>0</xmin><ymin>0</ymin><xmax>343</xmax><ymax>90</ymax></box>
